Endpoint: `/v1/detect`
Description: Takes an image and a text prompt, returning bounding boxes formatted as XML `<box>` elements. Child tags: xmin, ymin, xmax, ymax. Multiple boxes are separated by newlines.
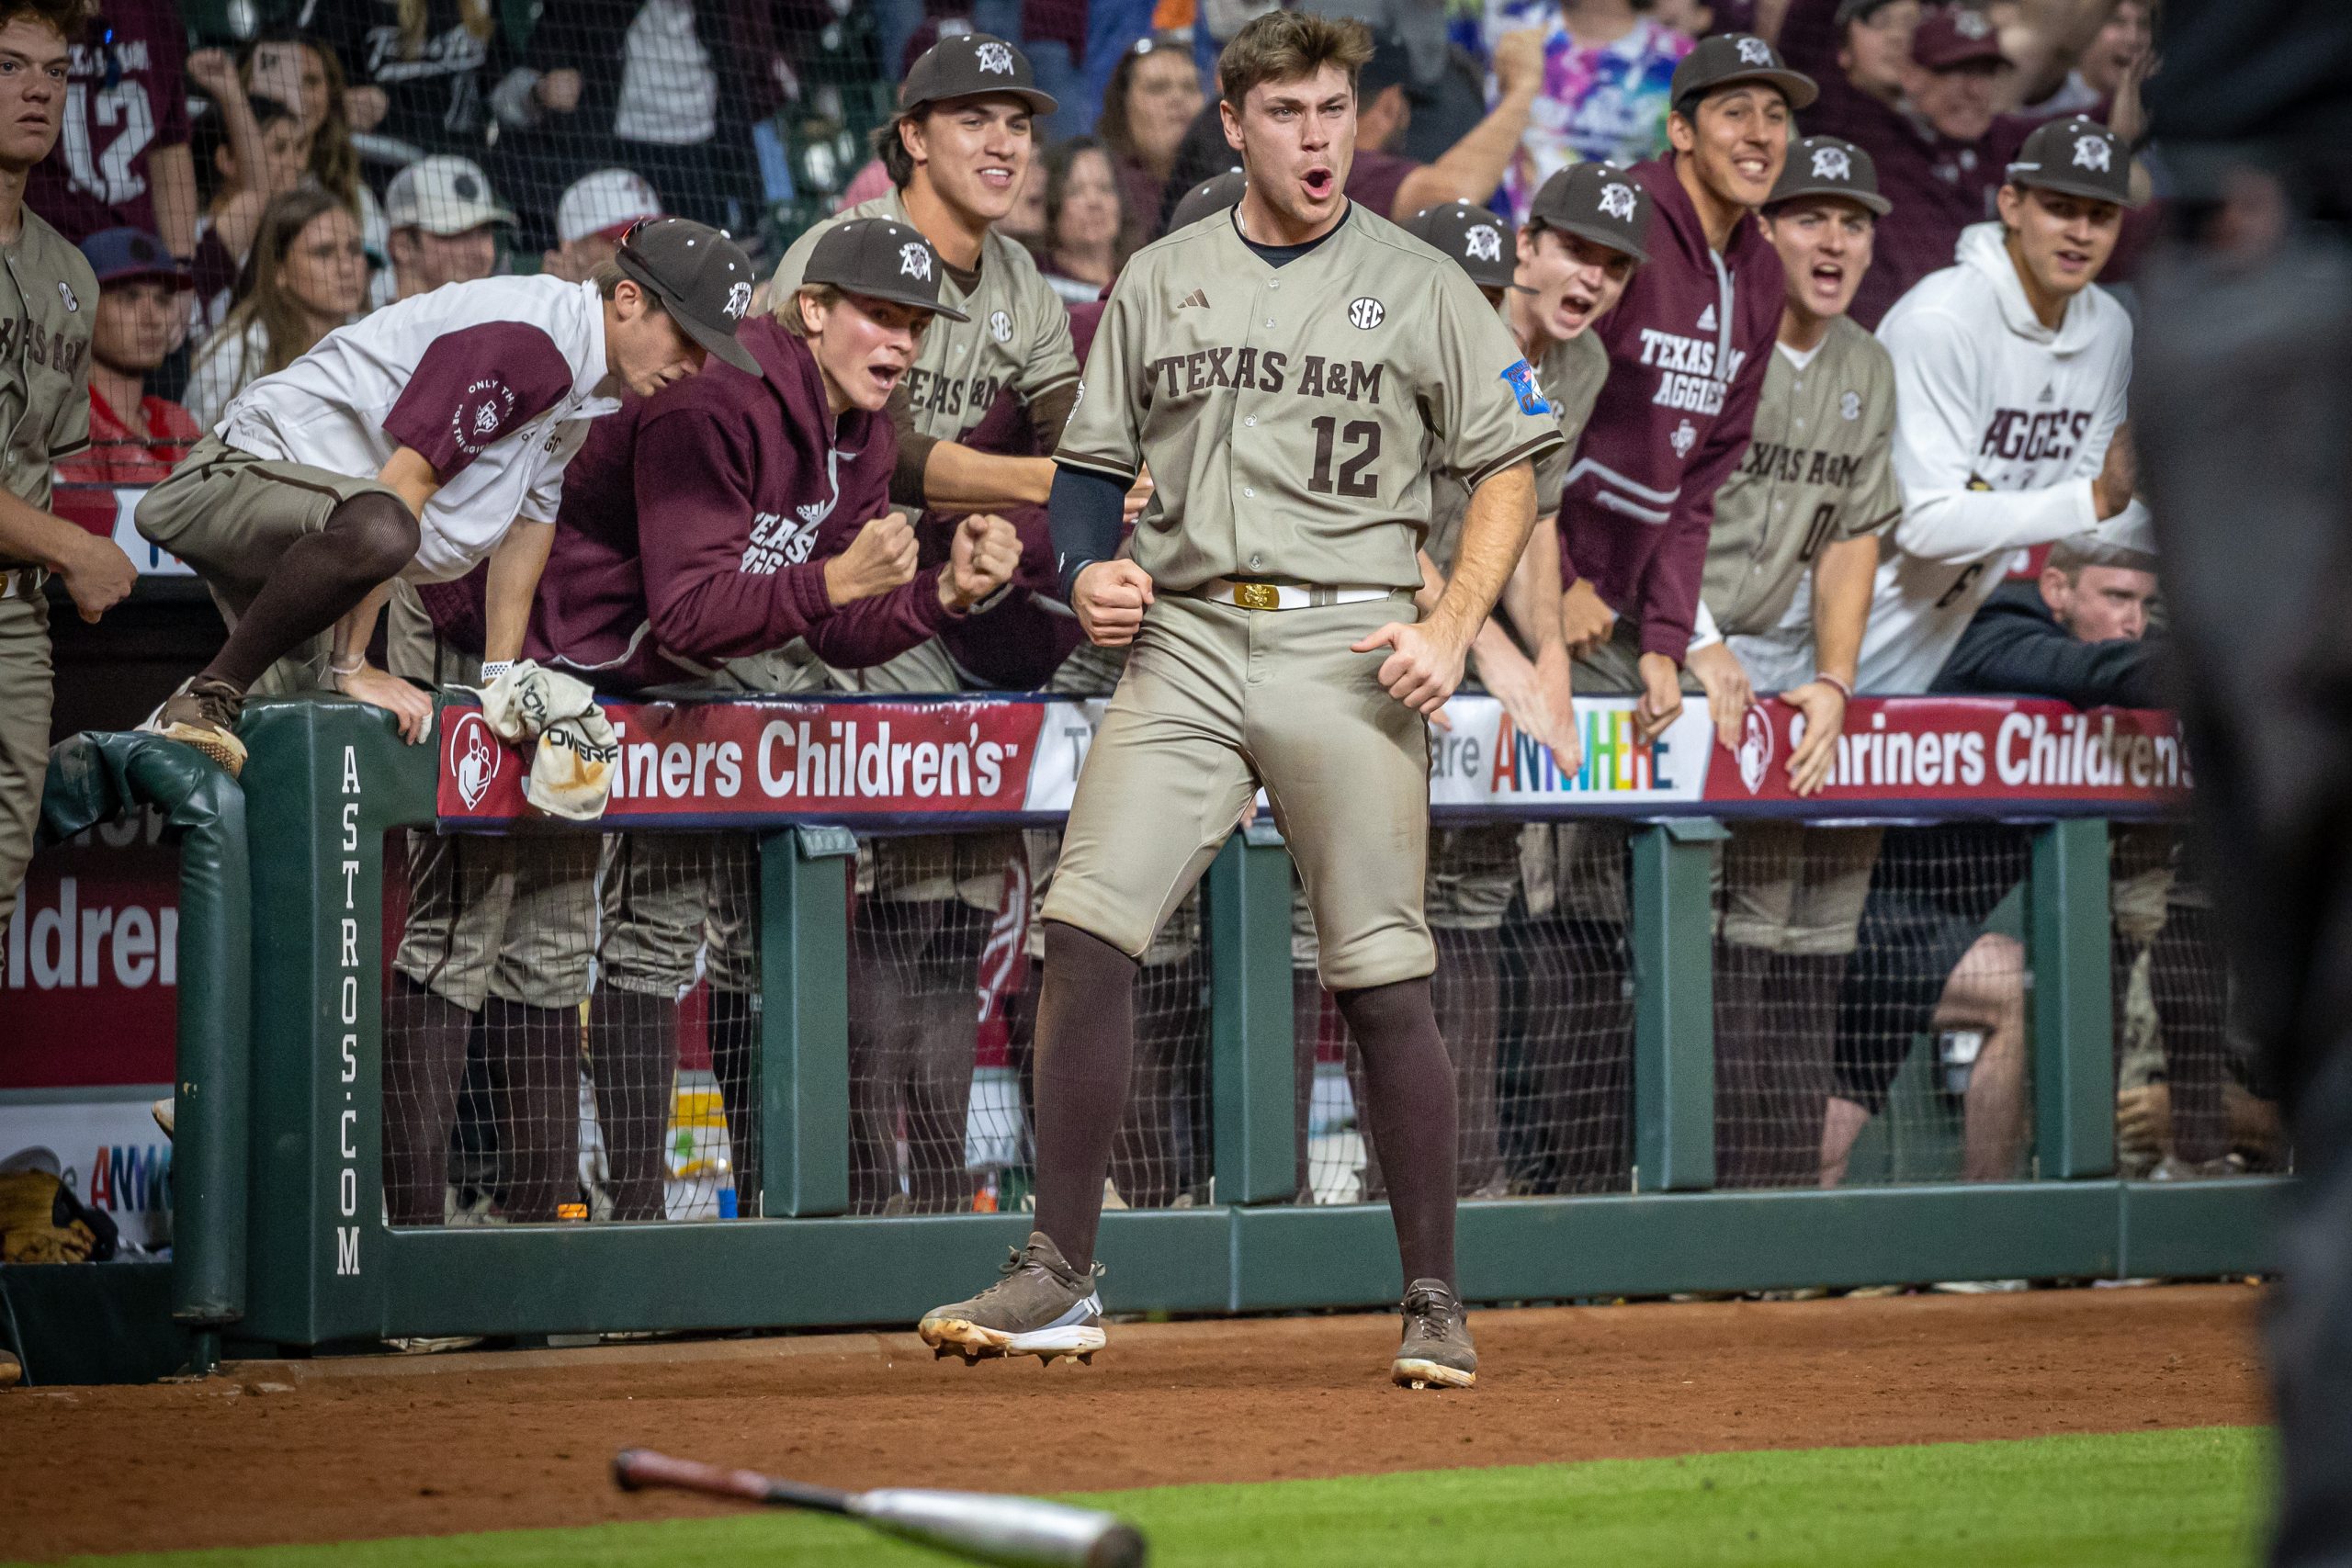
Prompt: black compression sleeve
<box><xmin>1049</xmin><ymin>463</ymin><xmax>1128</xmax><ymax>603</ymax></box>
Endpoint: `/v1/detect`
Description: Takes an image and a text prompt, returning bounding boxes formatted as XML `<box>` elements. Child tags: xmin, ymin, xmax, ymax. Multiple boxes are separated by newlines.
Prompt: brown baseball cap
<box><xmin>1168</xmin><ymin>169</ymin><xmax>1246</xmax><ymax>231</ymax></box>
<box><xmin>1767</xmin><ymin>136</ymin><xmax>1893</xmax><ymax>215</ymax></box>
<box><xmin>1402</xmin><ymin>201</ymin><xmax>1527</xmax><ymax>292</ymax></box>
<box><xmin>615</xmin><ymin>218</ymin><xmax>760</xmax><ymax>374</ymax></box>
<box><xmin>801</xmin><ymin>217</ymin><xmax>972</xmax><ymax>321</ymax></box>
<box><xmin>2005</xmin><ymin>116</ymin><xmax>2139</xmax><ymax>207</ymax></box>
<box><xmin>1668</xmin><ymin>33</ymin><xmax>1818</xmax><ymax>115</ymax></box>
<box><xmin>1911</xmin><ymin>6</ymin><xmax>2006</xmax><ymax>71</ymax></box>
<box><xmin>899</xmin><ymin>32</ymin><xmax>1057</xmax><ymax>118</ymax></box>
<box><xmin>1526</xmin><ymin>163</ymin><xmax>1653</xmax><ymax>267</ymax></box>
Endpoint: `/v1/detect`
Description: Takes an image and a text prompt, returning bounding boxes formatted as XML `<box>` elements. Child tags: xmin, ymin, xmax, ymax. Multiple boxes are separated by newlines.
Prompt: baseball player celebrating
<box><xmin>1553</xmin><ymin>33</ymin><xmax>1814</xmax><ymax>726</ymax></box>
<box><xmin>918</xmin><ymin>11</ymin><xmax>1564</xmax><ymax>1389</ymax></box>
<box><xmin>1666</xmin><ymin>135</ymin><xmax>1905</xmax><ymax>1185</ymax></box>
<box><xmin>1820</xmin><ymin>116</ymin><xmax>2143</xmax><ymax>1185</ymax></box>
<box><xmin>0</xmin><ymin>0</ymin><xmax>137</xmax><ymax>956</ymax></box>
<box><xmin>133</xmin><ymin>217</ymin><xmax>758</xmax><ymax>776</ymax></box>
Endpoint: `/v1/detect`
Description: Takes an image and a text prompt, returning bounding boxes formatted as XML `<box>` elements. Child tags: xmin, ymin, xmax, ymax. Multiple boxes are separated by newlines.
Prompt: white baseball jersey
<box><xmin>215</xmin><ymin>276</ymin><xmax>619</xmax><ymax>582</ymax></box>
<box><xmin>1851</xmin><ymin>222</ymin><xmax>2136</xmax><ymax>694</ymax></box>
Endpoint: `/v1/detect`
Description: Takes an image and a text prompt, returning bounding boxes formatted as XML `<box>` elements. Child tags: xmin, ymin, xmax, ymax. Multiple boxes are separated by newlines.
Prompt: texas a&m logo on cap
<box><xmin>2073</xmin><ymin>134</ymin><xmax>2112</xmax><ymax>173</ymax></box>
<box><xmin>1599</xmin><ymin>183</ymin><xmax>1638</xmax><ymax>221</ymax></box>
<box><xmin>975</xmin><ymin>39</ymin><xmax>1015</xmax><ymax>74</ymax></box>
<box><xmin>1811</xmin><ymin>144</ymin><xmax>1852</xmax><ymax>182</ymax></box>
<box><xmin>900</xmin><ymin>243</ymin><xmax>933</xmax><ymax>281</ymax></box>
<box><xmin>1465</xmin><ymin>224</ymin><xmax>1502</xmax><ymax>263</ymax></box>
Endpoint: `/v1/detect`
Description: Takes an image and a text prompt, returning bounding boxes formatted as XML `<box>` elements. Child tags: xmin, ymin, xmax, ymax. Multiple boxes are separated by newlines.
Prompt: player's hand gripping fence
<box><xmin>612</xmin><ymin>1447</ymin><xmax>1148</xmax><ymax>1568</ymax></box>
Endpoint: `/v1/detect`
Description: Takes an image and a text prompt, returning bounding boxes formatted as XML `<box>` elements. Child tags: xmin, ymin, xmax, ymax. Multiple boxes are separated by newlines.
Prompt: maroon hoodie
<box><xmin>1558</xmin><ymin>156</ymin><xmax>1782</xmax><ymax>661</ymax></box>
<box><xmin>524</xmin><ymin>317</ymin><xmax>951</xmax><ymax>694</ymax></box>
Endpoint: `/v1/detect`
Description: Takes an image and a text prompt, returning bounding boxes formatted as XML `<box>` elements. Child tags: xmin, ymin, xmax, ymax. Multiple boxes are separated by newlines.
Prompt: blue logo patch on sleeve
<box><xmin>1501</xmin><ymin>359</ymin><xmax>1552</xmax><ymax>417</ymax></box>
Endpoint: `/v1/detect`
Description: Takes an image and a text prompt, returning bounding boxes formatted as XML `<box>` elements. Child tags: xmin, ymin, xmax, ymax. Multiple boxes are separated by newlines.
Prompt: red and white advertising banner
<box><xmin>437</xmin><ymin>694</ymin><xmax>2189</xmax><ymax>829</ymax></box>
<box><xmin>0</xmin><ymin>809</ymin><xmax>180</xmax><ymax>1089</ymax></box>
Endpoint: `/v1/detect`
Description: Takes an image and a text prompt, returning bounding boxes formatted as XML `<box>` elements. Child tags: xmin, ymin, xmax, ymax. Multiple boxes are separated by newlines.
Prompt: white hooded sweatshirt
<box><xmin>1849</xmin><ymin>220</ymin><xmax>2143</xmax><ymax>694</ymax></box>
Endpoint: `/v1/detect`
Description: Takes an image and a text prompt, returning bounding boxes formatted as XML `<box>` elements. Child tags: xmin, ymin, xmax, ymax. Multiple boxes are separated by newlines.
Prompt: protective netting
<box><xmin>1300</xmin><ymin>825</ymin><xmax>1636</xmax><ymax>1205</ymax></box>
<box><xmin>2109</xmin><ymin>826</ymin><xmax>2286</xmax><ymax>1179</ymax></box>
<box><xmin>1815</xmin><ymin>823</ymin><xmax>2037</xmax><ymax>1188</ymax></box>
<box><xmin>380</xmin><ymin>827</ymin><xmax>763</xmax><ymax>1226</ymax></box>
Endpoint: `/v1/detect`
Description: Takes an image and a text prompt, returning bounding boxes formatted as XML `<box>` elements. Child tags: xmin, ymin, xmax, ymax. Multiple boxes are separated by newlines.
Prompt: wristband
<box><xmin>481</xmin><ymin>660</ymin><xmax>513</xmax><ymax>683</ymax></box>
<box><xmin>329</xmin><ymin>653</ymin><xmax>366</xmax><ymax>677</ymax></box>
<box><xmin>1812</xmin><ymin>671</ymin><xmax>1854</xmax><ymax>701</ymax></box>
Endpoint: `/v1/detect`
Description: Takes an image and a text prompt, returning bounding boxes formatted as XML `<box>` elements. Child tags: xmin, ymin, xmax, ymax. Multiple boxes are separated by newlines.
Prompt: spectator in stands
<box><xmin>486</xmin><ymin>0</ymin><xmax>787</xmax><ymax>242</ymax></box>
<box><xmin>1035</xmin><ymin>137</ymin><xmax>1135</xmax><ymax>304</ymax></box>
<box><xmin>540</xmin><ymin>168</ymin><xmax>663</xmax><ymax>283</ymax></box>
<box><xmin>1487</xmin><ymin>0</ymin><xmax>1698</xmax><ymax>225</ymax></box>
<box><xmin>2017</xmin><ymin>0</ymin><xmax>2150</xmax><ymax>118</ymax></box>
<box><xmin>244</xmin><ymin>34</ymin><xmax>390</xmax><ymax>302</ymax></box>
<box><xmin>190</xmin><ymin>81</ymin><xmax>311</xmax><ymax>294</ymax></box>
<box><xmin>1097</xmin><ymin>33</ymin><xmax>1204</xmax><ymax>240</ymax></box>
<box><xmin>1931</xmin><ymin>536</ymin><xmax>2160</xmax><ymax>704</ymax></box>
<box><xmin>54</xmin><ymin>229</ymin><xmax>198</xmax><ymax>537</ymax></box>
<box><xmin>312</xmin><ymin>0</ymin><xmax>512</xmax><ymax>162</ymax></box>
<box><xmin>25</xmin><ymin>0</ymin><xmax>195</xmax><ymax>255</ymax></box>
<box><xmin>1001</xmin><ymin>155</ymin><xmax>1048</xmax><ymax>249</ymax></box>
<box><xmin>1159</xmin><ymin>28</ymin><xmax>1545</xmax><ymax>231</ymax></box>
<box><xmin>186</xmin><ymin>188</ymin><xmax>369</xmax><ymax>432</ymax></box>
<box><xmin>383</xmin><ymin>154</ymin><xmax>510</xmax><ymax>300</ymax></box>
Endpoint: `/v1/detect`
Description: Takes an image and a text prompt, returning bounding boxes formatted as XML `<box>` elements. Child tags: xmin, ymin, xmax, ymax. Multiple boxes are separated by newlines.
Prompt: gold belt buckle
<box><xmin>1233</xmin><ymin>581</ymin><xmax>1281</xmax><ymax>611</ymax></box>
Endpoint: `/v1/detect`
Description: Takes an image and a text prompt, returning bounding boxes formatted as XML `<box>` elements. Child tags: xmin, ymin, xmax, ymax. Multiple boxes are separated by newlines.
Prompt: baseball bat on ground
<box><xmin>611</xmin><ymin>1448</ymin><xmax>1147</xmax><ymax>1568</ymax></box>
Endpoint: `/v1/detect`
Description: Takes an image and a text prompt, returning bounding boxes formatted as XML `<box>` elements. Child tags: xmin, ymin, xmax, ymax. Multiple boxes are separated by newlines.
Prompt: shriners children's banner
<box><xmin>437</xmin><ymin>694</ymin><xmax>2189</xmax><ymax>829</ymax></box>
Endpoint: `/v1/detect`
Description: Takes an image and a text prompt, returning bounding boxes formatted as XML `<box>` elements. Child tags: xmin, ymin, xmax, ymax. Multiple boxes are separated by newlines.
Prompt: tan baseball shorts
<box><xmin>0</xmin><ymin>584</ymin><xmax>51</xmax><ymax>956</ymax></box>
<box><xmin>1717</xmin><ymin>821</ymin><xmax>1884</xmax><ymax>956</ymax></box>
<box><xmin>1046</xmin><ymin>592</ymin><xmax>1434</xmax><ymax>993</ymax></box>
<box><xmin>136</xmin><ymin>436</ymin><xmax>406</xmax><ymax>694</ymax></box>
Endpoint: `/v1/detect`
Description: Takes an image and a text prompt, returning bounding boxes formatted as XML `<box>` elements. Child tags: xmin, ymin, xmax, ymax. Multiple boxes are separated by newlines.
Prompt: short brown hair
<box><xmin>0</xmin><ymin>0</ymin><xmax>96</xmax><ymax>41</ymax></box>
<box><xmin>778</xmin><ymin>283</ymin><xmax>841</xmax><ymax>336</ymax></box>
<box><xmin>1217</xmin><ymin>10</ymin><xmax>1373</xmax><ymax>109</ymax></box>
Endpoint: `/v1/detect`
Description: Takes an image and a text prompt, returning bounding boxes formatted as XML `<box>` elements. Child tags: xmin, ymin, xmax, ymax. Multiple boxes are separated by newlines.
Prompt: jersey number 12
<box><xmin>1308</xmin><ymin>416</ymin><xmax>1381</xmax><ymax>499</ymax></box>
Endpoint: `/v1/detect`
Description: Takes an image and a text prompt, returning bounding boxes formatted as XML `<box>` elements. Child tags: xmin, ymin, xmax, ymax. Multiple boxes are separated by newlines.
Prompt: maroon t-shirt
<box><xmin>1346</xmin><ymin>148</ymin><xmax>1419</xmax><ymax>222</ymax></box>
<box><xmin>525</xmin><ymin>319</ymin><xmax>945</xmax><ymax>694</ymax></box>
<box><xmin>1557</xmin><ymin>157</ymin><xmax>1781</xmax><ymax>660</ymax></box>
<box><xmin>381</xmin><ymin>321</ymin><xmax>580</xmax><ymax>484</ymax></box>
<box><xmin>25</xmin><ymin>0</ymin><xmax>193</xmax><ymax>244</ymax></box>
<box><xmin>1829</xmin><ymin>97</ymin><xmax>2036</xmax><ymax>329</ymax></box>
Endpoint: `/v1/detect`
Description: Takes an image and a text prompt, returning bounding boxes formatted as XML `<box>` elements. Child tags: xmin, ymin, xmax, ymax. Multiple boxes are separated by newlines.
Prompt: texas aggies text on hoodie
<box><xmin>1555</xmin><ymin>155</ymin><xmax>1784</xmax><ymax>661</ymax></box>
<box><xmin>524</xmin><ymin>316</ymin><xmax>955</xmax><ymax>695</ymax></box>
<box><xmin>1855</xmin><ymin>219</ymin><xmax>2142</xmax><ymax>694</ymax></box>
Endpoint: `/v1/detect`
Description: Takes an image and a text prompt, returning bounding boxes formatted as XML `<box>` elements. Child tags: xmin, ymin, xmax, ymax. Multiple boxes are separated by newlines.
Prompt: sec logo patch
<box><xmin>1348</xmin><ymin>297</ymin><xmax>1385</xmax><ymax>330</ymax></box>
<box><xmin>989</xmin><ymin>310</ymin><xmax>1012</xmax><ymax>344</ymax></box>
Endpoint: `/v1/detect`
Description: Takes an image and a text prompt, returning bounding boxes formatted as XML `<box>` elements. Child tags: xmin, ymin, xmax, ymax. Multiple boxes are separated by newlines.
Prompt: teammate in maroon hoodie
<box><xmin>543</xmin><ymin>218</ymin><xmax>1021</xmax><ymax>1223</ymax></box>
<box><xmin>1552</xmin><ymin>34</ymin><xmax>1814</xmax><ymax>739</ymax></box>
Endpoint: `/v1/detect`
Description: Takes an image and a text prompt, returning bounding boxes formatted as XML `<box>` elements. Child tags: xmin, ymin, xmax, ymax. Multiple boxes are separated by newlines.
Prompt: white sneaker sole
<box><xmin>918</xmin><ymin>1315</ymin><xmax>1106</xmax><ymax>1365</ymax></box>
<box><xmin>1392</xmin><ymin>1357</ymin><xmax>1476</xmax><ymax>1391</ymax></box>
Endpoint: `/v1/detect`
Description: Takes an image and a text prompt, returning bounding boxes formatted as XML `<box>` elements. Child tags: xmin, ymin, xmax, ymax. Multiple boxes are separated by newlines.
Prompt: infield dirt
<box><xmin>0</xmin><ymin>1281</ymin><xmax>2268</xmax><ymax>1562</ymax></box>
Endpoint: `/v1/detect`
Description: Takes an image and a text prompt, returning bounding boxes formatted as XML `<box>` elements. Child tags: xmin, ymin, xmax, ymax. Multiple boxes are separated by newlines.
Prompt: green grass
<box><xmin>28</xmin><ymin>1427</ymin><xmax>2269</xmax><ymax>1568</ymax></box>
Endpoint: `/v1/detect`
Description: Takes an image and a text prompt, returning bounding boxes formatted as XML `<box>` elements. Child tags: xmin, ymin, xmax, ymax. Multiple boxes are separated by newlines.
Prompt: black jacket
<box><xmin>1930</xmin><ymin>581</ymin><xmax>2167</xmax><ymax>708</ymax></box>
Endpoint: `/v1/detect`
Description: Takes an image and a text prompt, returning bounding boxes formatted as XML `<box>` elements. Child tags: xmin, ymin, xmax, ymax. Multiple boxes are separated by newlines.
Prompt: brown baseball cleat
<box><xmin>140</xmin><ymin>677</ymin><xmax>249</xmax><ymax>777</ymax></box>
<box><xmin>918</xmin><ymin>1230</ymin><xmax>1107</xmax><ymax>1365</ymax></box>
<box><xmin>1392</xmin><ymin>1278</ymin><xmax>1476</xmax><ymax>1390</ymax></box>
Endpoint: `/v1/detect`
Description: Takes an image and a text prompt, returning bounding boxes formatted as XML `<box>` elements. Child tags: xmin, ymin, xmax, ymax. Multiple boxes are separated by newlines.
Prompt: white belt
<box><xmin>1196</xmin><ymin>578</ymin><xmax>1402</xmax><ymax>612</ymax></box>
<box><xmin>0</xmin><ymin>567</ymin><xmax>46</xmax><ymax>601</ymax></box>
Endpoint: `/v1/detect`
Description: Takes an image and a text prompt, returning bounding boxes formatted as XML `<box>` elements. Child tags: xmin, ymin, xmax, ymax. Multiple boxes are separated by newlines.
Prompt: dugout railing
<box><xmin>203</xmin><ymin>691</ymin><xmax>2278</xmax><ymax>1352</ymax></box>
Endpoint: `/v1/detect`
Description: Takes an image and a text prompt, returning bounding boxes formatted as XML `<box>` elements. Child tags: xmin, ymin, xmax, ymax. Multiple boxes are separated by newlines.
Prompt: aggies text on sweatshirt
<box><xmin>526</xmin><ymin>317</ymin><xmax>953</xmax><ymax>694</ymax></box>
<box><xmin>1555</xmin><ymin>155</ymin><xmax>1782</xmax><ymax>661</ymax></box>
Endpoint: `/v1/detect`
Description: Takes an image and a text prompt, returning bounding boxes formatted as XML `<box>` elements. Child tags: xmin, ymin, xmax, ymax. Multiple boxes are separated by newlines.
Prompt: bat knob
<box><xmin>1089</xmin><ymin>1522</ymin><xmax>1148</xmax><ymax>1568</ymax></box>
<box><xmin>613</xmin><ymin>1450</ymin><xmax>649</xmax><ymax>1491</ymax></box>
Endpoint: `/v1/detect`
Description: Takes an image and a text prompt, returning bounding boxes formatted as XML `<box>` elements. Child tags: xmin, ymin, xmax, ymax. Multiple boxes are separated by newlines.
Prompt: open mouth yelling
<box><xmin>869</xmin><ymin>361</ymin><xmax>906</xmax><ymax>396</ymax></box>
<box><xmin>1557</xmin><ymin>286</ymin><xmax>1599</xmax><ymax>326</ymax></box>
<box><xmin>1302</xmin><ymin>166</ymin><xmax>1336</xmax><ymax>201</ymax></box>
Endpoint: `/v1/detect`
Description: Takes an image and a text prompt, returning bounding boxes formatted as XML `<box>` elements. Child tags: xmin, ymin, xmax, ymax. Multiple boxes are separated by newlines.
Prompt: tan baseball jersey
<box><xmin>0</xmin><ymin>211</ymin><xmax>95</xmax><ymax>531</ymax></box>
<box><xmin>1428</xmin><ymin>325</ymin><xmax>1607</xmax><ymax>573</ymax></box>
<box><xmin>769</xmin><ymin>188</ymin><xmax>1078</xmax><ymax>496</ymax></box>
<box><xmin>1702</xmin><ymin>315</ymin><xmax>1901</xmax><ymax>637</ymax></box>
<box><xmin>1056</xmin><ymin>207</ymin><xmax>1566</xmax><ymax>592</ymax></box>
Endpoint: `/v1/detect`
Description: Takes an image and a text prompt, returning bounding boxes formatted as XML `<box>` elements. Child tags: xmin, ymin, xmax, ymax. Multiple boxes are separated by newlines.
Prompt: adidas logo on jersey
<box><xmin>1178</xmin><ymin>288</ymin><xmax>1210</xmax><ymax>310</ymax></box>
<box><xmin>1695</xmin><ymin>303</ymin><xmax>1717</xmax><ymax>332</ymax></box>
<box><xmin>2037</xmin><ymin>382</ymin><xmax>2054</xmax><ymax>403</ymax></box>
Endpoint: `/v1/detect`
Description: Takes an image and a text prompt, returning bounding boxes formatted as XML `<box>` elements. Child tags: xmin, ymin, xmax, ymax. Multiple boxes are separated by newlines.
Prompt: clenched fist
<box><xmin>941</xmin><ymin>513</ymin><xmax>1023</xmax><ymax>611</ymax></box>
<box><xmin>824</xmin><ymin>512</ymin><xmax>918</xmax><ymax>605</ymax></box>
<box><xmin>1073</xmin><ymin>558</ymin><xmax>1155</xmax><ymax>647</ymax></box>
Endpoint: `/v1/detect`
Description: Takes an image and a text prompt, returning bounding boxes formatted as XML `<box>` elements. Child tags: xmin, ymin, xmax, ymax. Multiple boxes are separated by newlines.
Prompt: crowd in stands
<box><xmin>9</xmin><ymin>0</ymin><xmax>2260</xmax><ymax>1227</ymax></box>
